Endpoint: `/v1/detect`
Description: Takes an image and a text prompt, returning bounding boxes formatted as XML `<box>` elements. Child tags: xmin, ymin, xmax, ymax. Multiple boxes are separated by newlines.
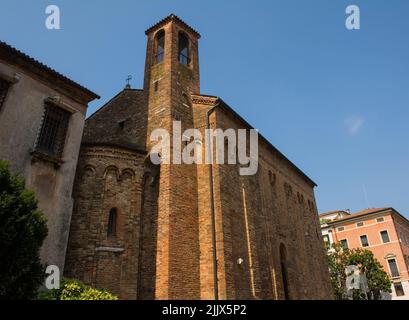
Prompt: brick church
<box><xmin>64</xmin><ymin>14</ymin><xmax>332</xmax><ymax>300</ymax></box>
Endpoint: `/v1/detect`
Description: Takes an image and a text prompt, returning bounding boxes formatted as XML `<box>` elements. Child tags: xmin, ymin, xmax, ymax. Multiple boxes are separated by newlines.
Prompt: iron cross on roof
<box><xmin>125</xmin><ymin>75</ymin><xmax>132</xmax><ymax>88</ymax></box>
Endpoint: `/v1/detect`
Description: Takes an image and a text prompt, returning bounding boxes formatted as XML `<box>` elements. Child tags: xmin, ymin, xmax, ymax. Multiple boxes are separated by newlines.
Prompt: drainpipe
<box><xmin>206</xmin><ymin>100</ymin><xmax>220</xmax><ymax>300</ymax></box>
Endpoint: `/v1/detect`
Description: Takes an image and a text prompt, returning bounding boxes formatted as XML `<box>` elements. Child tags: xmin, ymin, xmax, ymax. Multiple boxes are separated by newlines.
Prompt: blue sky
<box><xmin>1</xmin><ymin>0</ymin><xmax>408</xmax><ymax>217</ymax></box>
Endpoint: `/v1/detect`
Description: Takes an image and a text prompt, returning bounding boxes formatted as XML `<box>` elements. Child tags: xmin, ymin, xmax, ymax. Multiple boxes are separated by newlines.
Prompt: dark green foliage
<box><xmin>0</xmin><ymin>160</ymin><xmax>48</xmax><ymax>299</ymax></box>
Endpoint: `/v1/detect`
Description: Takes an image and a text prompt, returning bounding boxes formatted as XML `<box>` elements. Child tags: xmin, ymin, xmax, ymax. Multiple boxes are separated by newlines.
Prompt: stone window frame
<box><xmin>380</xmin><ymin>230</ymin><xmax>391</xmax><ymax>244</ymax></box>
<box><xmin>34</xmin><ymin>100</ymin><xmax>71</xmax><ymax>157</ymax></box>
<box><xmin>31</xmin><ymin>97</ymin><xmax>75</xmax><ymax>168</ymax></box>
<box><xmin>359</xmin><ymin>234</ymin><xmax>370</xmax><ymax>247</ymax></box>
<box><xmin>393</xmin><ymin>282</ymin><xmax>405</xmax><ymax>297</ymax></box>
<box><xmin>386</xmin><ymin>257</ymin><xmax>400</xmax><ymax>279</ymax></box>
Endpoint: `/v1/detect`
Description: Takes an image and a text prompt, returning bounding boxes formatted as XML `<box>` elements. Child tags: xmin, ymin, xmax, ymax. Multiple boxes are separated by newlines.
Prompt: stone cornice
<box><xmin>191</xmin><ymin>94</ymin><xmax>219</xmax><ymax>106</ymax></box>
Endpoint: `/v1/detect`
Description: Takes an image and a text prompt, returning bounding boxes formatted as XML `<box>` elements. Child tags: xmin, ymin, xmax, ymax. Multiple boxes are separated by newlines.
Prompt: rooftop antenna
<box><xmin>125</xmin><ymin>75</ymin><xmax>132</xmax><ymax>89</ymax></box>
<box><xmin>362</xmin><ymin>184</ymin><xmax>371</xmax><ymax>209</ymax></box>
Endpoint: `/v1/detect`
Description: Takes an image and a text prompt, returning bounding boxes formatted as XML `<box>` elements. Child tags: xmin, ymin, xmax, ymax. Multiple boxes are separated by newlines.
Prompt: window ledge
<box><xmin>30</xmin><ymin>150</ymin><xmax>64</xmax><ymax>169</ymax></box>
<box><xmin>95</xmin><ymin>246</ymin><xmax>124</xmax><ymax>253</ymax></box>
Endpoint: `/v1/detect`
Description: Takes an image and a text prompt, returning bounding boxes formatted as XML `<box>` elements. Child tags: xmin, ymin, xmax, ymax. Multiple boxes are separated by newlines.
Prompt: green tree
<box><xmin>0</xmin><ymin>160</ymin><xmax>48</xmax><ymax>299</ymax></box>
<box><xmin>328</xmin><ymin>243</ymin><xmax>391</xmax><ymax>300</ymax></box>
<box><xmin>38</xmin><ymin>278</ymin><xmax>118</xmax><ymax>300</ymax></box>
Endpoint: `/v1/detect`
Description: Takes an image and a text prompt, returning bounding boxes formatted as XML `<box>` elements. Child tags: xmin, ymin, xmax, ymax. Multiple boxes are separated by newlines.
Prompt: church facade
<box><xmin>64</xmin><ymin>15</ymin><xmax>332</xmax><ymax>300</ymax></box>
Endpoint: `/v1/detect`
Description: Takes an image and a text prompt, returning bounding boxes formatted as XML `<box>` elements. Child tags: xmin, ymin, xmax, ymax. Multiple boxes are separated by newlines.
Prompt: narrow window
<box><xmin>381</xmin><ymin>230</ymin><xmax>390</xmax><ymax>243</ymax></box>
<box><xmin>0</xmin><ymin>78</ymin><xmax>11</xmax><ymax>111</ymax></box>
<box><xmin>154</xmin><ymin>80</ymin><xmax>159</xmax><ymax>92</ymax></box>
<box><xmin>376</xmin><ymin>217</ymin><xmax>385</xmax><ymax>223</ymax></box>
<box><xmin>360</xmin><ymin>235</ymin><xmax>369</xmax><ymax>247</ymax></box>
<box><xmin>36</xmin><ymin>103</ymin><xmax>70</xmax><ymax>157</ymax></box>
<box><xmin>323</xmin><ymin>235</ymin><xmax>330</xmax><ymax>249</ymax></box>
<box><xmin>178</xmin><ymin>32</ymin><xmax>190</xmax><ymax>65</ymax></box>
<box><xmin>155</xmin><ymin>30</ymin><xmax>165</xmax><ymax>64</ymax></box>
<box><xmin>394</xmin><ymin>283</ymin><xmax>405</xmax><ymax>297</ymax></box>
<box><xmin>118</xmin><ymin>120</ymin><xmax>125</xmax><ymax>130</ymax></box>
<box><xmin>280</xmin><ymin>244</ymin><xmax>290</xmax><ymax>300</ymax></box>
<box><xmin>337</xmin><ymin>227</ymin><xmax>345</xmax><ymax>232</ymax></box>
<box><xmin>268</xmin><ymin>170</ymin><xmax>276</xmax><ymax>186</ymax></box>
<box><xmin>182</xmin><ymin>93</ymin><xmax>190</xmax><ymax>106</ymax></box>
<box><xmin>388</xmin><ymin>259</ymin><xmax>400</xmax><ymax>278</ymax></box>
<box><xmin>357</xmin><ymin>222</ymin><xmax>364</xmax><ymax>227</ymax></box>
<box><xmin>107</xmin><ymin>208</ymin><xmax>117</xmax><ymax>237</ymax></box>
<box><xmin>340</xmin><ymin>239</ymin><xmax>349</xmax><ymax>249</ymax></box>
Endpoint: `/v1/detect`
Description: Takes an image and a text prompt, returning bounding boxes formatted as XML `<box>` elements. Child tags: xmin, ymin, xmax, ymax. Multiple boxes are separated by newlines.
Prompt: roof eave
<box><xmin>0</xmin><ymin>41</ymin><xmax>100</xmax><ymax>104</ymax></box>
<box><xmin>208</xmin><ymin>97</ymin><xmax>317</xmax><ymax>188</ymax></box>
<box><xmin>145</xmin><ymin>14</ymin><xmax>201</xmax><ymax>38</ymax></box>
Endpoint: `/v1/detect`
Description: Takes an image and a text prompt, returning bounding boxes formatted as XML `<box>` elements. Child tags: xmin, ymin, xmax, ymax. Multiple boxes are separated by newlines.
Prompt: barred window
<box><xmin>36</xmin><ymin>103</ymin><xmax>70</xmax><ymax>157</ymax></box>
<box><xmin>0</xmin><ymin>78</ymin><xmax>11</xmax><ymax>111</ymax></box>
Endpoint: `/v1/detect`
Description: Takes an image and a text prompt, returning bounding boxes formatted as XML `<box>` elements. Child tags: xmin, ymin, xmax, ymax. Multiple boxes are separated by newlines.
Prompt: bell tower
<box><xmin>143</xmin><ymin>14</ymin><xmax>200</xmax><ymax>146</ymax></box>
<box><xmin>142</xmin><ymin>14</ymin><xmax>201</xmax><ymax>299</ymax></box>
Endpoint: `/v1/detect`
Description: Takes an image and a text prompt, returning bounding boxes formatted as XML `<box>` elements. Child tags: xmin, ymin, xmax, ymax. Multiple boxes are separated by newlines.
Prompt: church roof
<box><xmin>192</xmin><ymin>94</ymin><xmax>318</xmax><ymax>187</ymax></box>
<box><xmin>0</xmin><ymin>41</ymin><xmax>100</xmax><ymax>103</ymax></box>
<box><xmin>83</xmin><ymin>87</ymin><xmax>147</xmax><ymax>153</ymax></box>
<box><xmin>145</xmin><ymin>14</ymin><xmax>201</xmax><ymax>38</ymax></box>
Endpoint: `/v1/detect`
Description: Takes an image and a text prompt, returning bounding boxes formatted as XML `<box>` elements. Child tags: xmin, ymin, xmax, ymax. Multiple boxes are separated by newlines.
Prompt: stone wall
<box><xmin>64</xmin><ymin>145</ymin><xmax>146</xmax><ymax>299</ymax></box>
<box><xmin>0</xmin><ymin>59</ymin><xmax>90</xmax><ymax>272</ymax></box>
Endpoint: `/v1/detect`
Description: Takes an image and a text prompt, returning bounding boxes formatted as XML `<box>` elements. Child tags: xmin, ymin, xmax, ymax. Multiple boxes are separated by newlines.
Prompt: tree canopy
<box><xmin>328</xmin><ymin>243</ymin><xmax>391</xmax><ymax>300</ymax></box>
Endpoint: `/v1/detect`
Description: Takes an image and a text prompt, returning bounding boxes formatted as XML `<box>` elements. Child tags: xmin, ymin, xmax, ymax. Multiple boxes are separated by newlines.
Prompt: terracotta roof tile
<box><xmin>145</xmin><ymin>14</ymin><xmax>201</xmax><ymax>38</ymax></box>
<box><xmin>328</xmin><ymin>207</ymin><xmax>391</xmax><ymax>224</ymax></box>
<box><xmin>0</xmin><ymin>41</ymin><xmax>99</xmax><ymax>103</ymax></box>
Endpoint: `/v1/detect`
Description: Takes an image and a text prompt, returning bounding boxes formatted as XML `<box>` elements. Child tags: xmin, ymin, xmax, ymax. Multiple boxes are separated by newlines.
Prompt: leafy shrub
<box><xmin>39</xmin><ymin>278</ymin><xmax>118</xmax><ymax>300</ymax></box>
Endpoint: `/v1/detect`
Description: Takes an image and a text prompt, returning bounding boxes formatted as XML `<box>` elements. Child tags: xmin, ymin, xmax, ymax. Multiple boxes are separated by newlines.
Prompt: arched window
<box><xmin>107</xmin><ymin>208</ymin><xmax>118</xmax><ymax>237</ymax></box>
<box><xmin>268</xmin><ymin>170</ymin><xmax>276</xmax><ymax>186</ymax></box>
<box><xmin>280</xmin><ymin>244</ymin><xmax>290</xmax><ymax>300</ymax></box>
<box><xmin>178</xmin><ymin>32</ymin><xmax>190</xmax><ymax>65</ymax></box>
<box><xmin>155</xmin><ymin>30</ymin><xmax>165</xmax><ymax>64</ymax></box>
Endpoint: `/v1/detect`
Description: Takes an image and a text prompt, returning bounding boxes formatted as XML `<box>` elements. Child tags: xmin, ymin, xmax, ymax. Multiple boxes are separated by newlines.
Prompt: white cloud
<box><xmin>345</xmin><ymin>116</ymin><xmax>365</xmax><ymax>136</ymax></box>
